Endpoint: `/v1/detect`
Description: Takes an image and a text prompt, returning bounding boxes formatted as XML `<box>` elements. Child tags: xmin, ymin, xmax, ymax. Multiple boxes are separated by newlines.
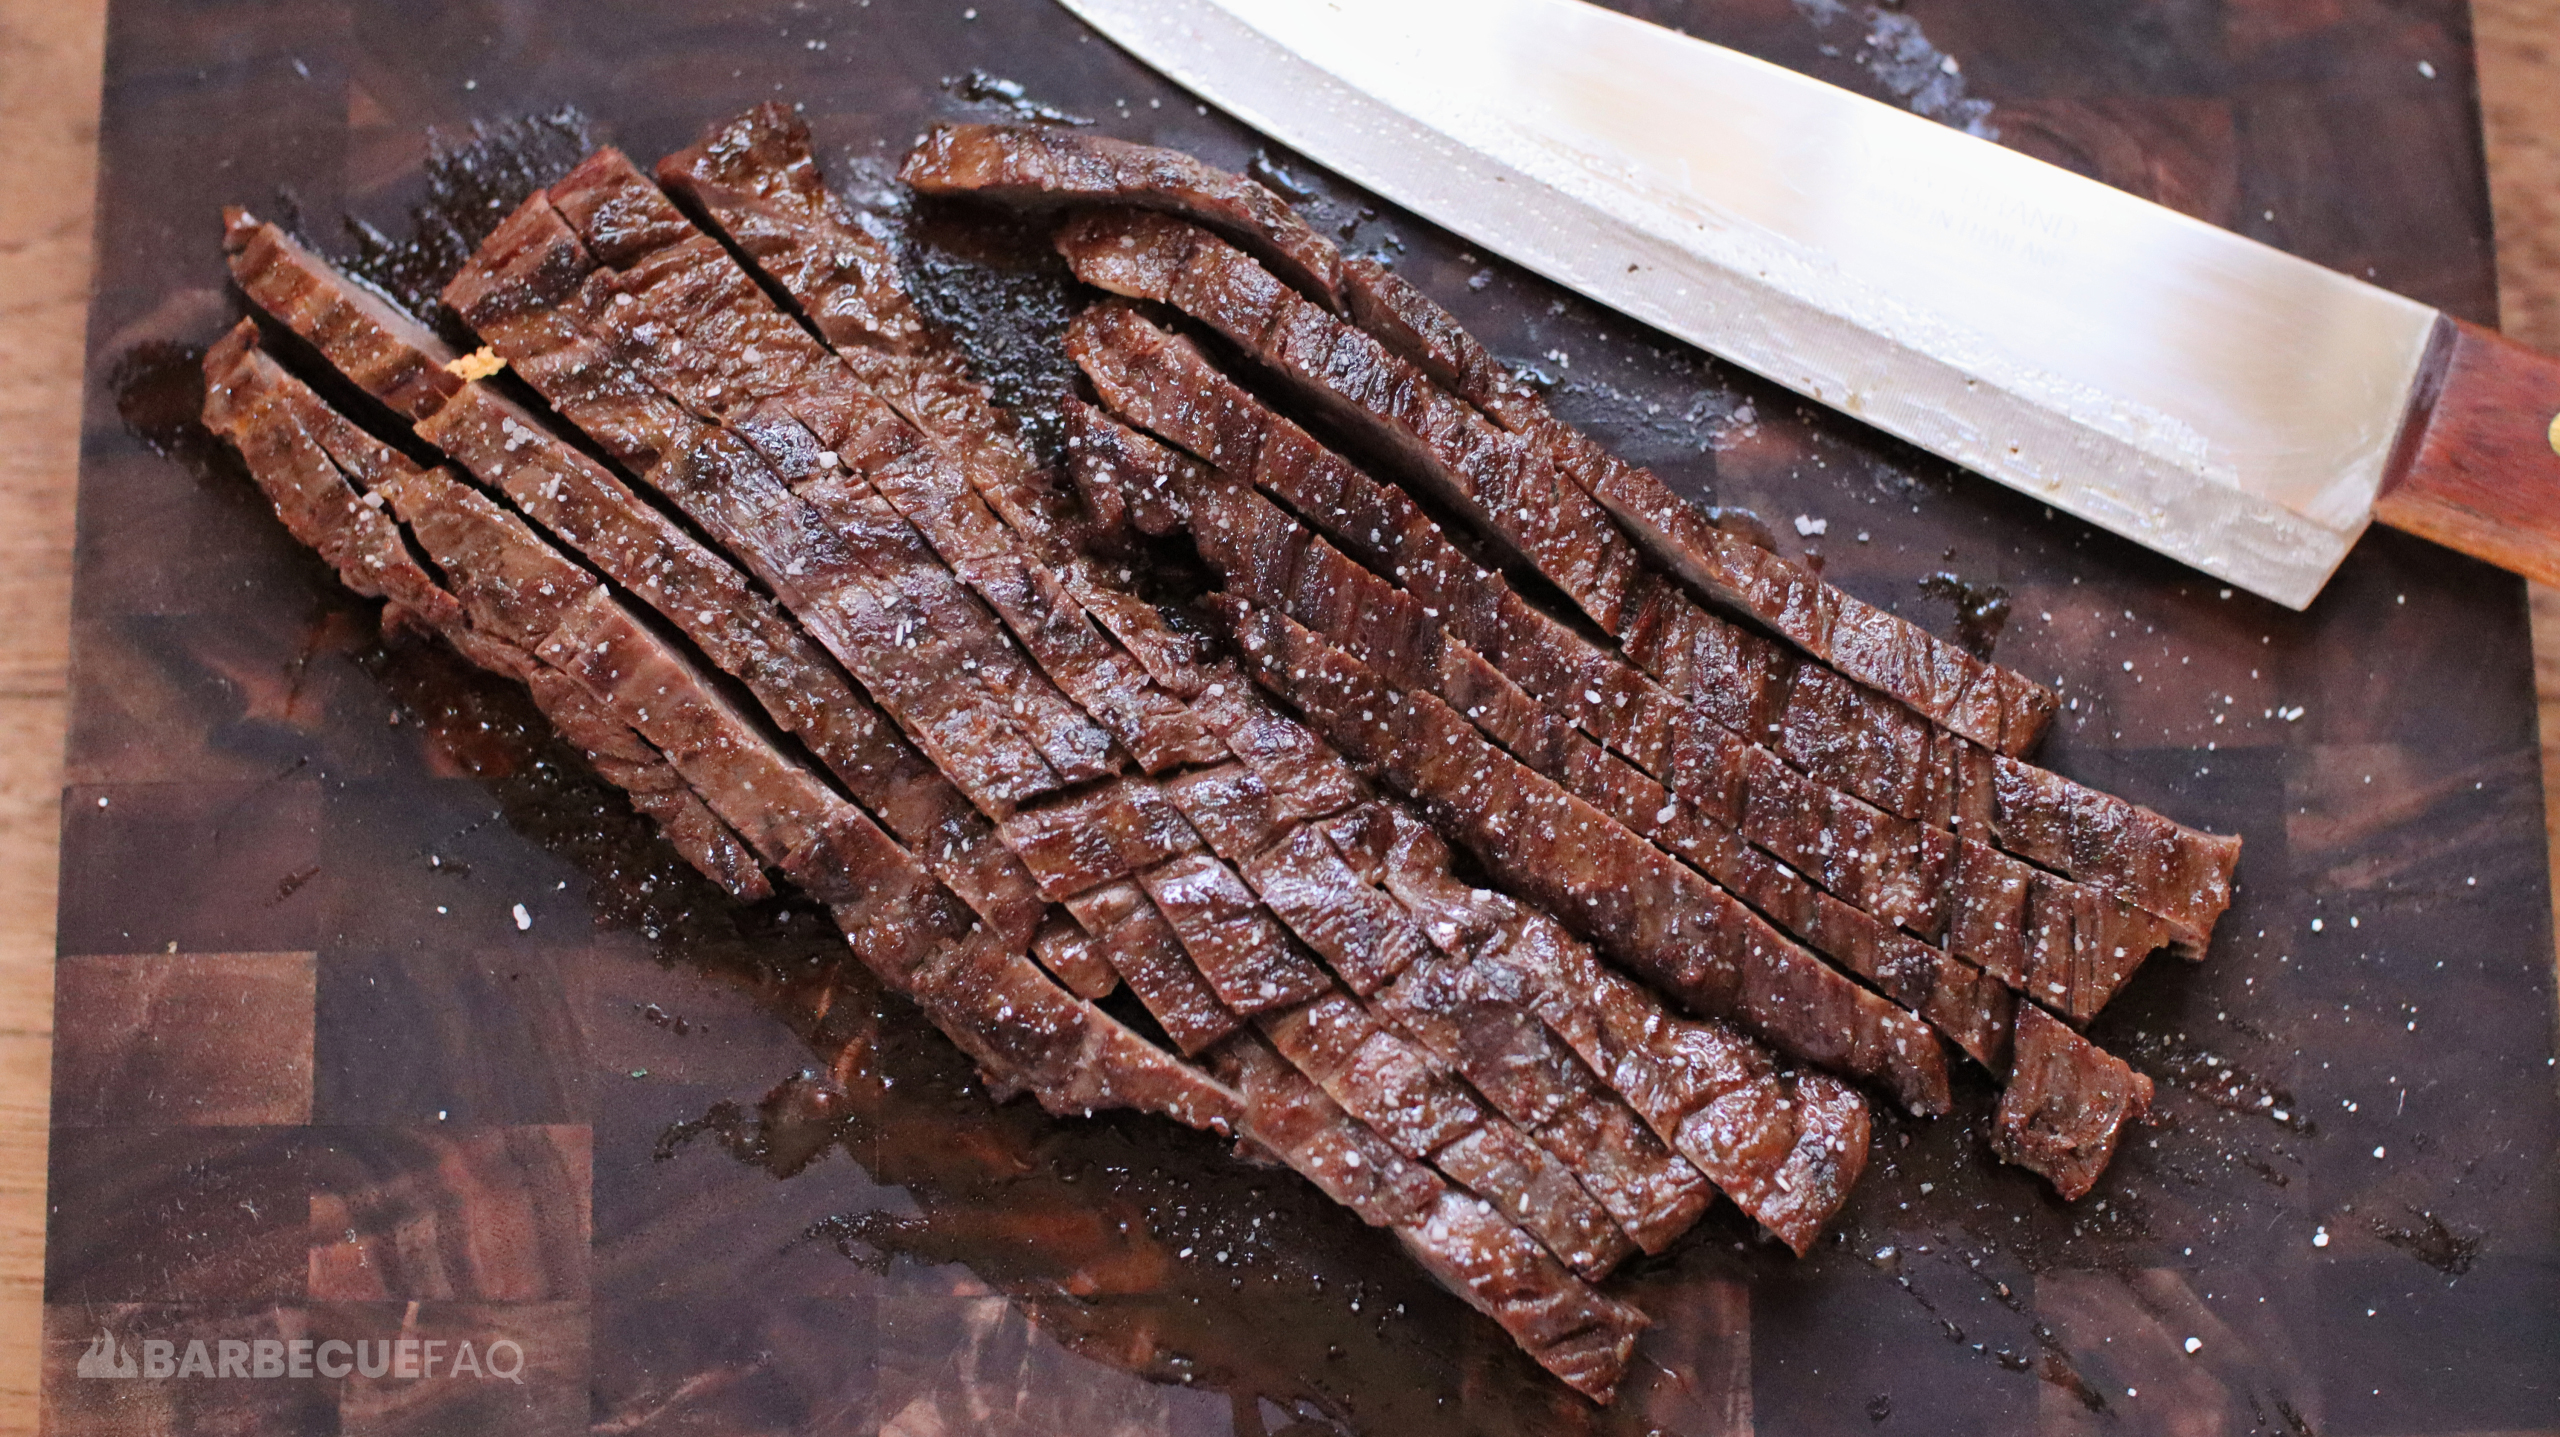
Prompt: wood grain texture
<box><xmin>2478</xmin><ymin>0</ymin><xmax>2560</xmax><ymax>1063</ymax></box>
<box><xmin>2376</xmin><ymin>317</ymin><xmax>2560</xmax><ymax>585</ymax></box>
<box><xmin>6</xmin><ymin>0</ymin><xmax>2560</xmax><ymax>1433</ymax></box>
<box><xmin>0</xmin><ymin>0</ymin><xmax>104</xmax><ymax>1430</ymax></box>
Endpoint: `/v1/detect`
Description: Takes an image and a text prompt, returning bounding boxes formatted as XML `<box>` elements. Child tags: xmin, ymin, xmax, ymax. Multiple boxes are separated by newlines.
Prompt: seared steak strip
<box><xmin>917</xmin><ymin>127</ymin><xmax>2235</xmax><ymax>945</ymax></box>
<box><xmin>1001</xmin><ymin>765</ymin><xmax>1658</xmax><ymax>1278</ymax></box>
<box><xmin>1029</xmin><ymin>910</ymin><xmax>1120</xmax><ymax>1000</ymax></box>
<box><xmin>1329</xmin><ymin>800</ymin><xmax>1869</xmax><ymax>1254</ymax></box>
<box><xmin>222</xmin><ymin>211</ymin><xmax>1047</xmax><ymax>945</ymax></box>
<box><xmin>1214</xmin><ymin>1033</ymin><xmax>1645</xmax><ymax>1402</ymax></box>
<box><xmin>444</xmin><ymin>193</ymin><xmax>1079</xmax><ymax>815</ymax></box>
<box><xmin>1062</xmin><ymin>879</ymin><xmax>1240</xmax><ymax>1055</ymax></box>
<box><xmin>1049</xmin><ymin>204</ymin><xmax>2234</xmax><ymax>946</ymax></box>
<box><xmin>655</xmin><ymin>114</ymin><xmax>1732</xmax><ymax>1266</ymax></box>
<box><xmin>899</xmin><ymin>121</ymin><xmax>1348</xmax><ymax>309</ymax></box>
<box><xmin>1343</xmin><ymin>256</ymin><xmax>2240</xmax><ymax>941</ymax></box>
<box><xmin>1069</xmin><ymin>302</ymin><xmax>2180</xmax><ymax>1026</ymax></box>
<box><xmin>656</xmin><ymin>108</ymin><xmax>1214</xmax><ymax>706</ymax></box>
<box><xmin>542</xmin><ymin>147</ymin><xmax>1219</xmax><ymax>777</ymax></box>
<box><xmin>901</xmin><ymin>124</ymin><xmax>2047</xmax><ymax>751</ymax></box>
<box><xmin>202</xmin><ymin>321</ymin><xmax>769</xmax><ymax>900</ymax></box>
<box><xmin>206</xmin><ymin>323</ymin><xmax>1234</xmax><ymax>1138</ymax></box>
<box><xmin>1339</xmin><ymin>253</ymin><xmax>2056</xmax><ymax>755</ymax></box>
<box><xmin>1218</xmin><ymin>596</ymin><xmax>1952</xmax><ymax>1114</ymax></box>
<box><xmin>1994</xmin><ymin>1007</ymin><xmax>2154</xmax><ymax>1201</ymax></box>
<box><xmin>1187</xmin><ymin>725</ymin><xmax>1856</xmax><ymax>1253</ymax></box>
<box><xmin>1106</xmin><ymin>413</ymin><xmax>2014</xmax><ymax>1066</ymax></box>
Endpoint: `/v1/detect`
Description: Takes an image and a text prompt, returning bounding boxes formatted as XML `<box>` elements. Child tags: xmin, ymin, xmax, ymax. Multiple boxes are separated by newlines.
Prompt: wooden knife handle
<box><xmin>2373</xmin><ymin>317</ymin><xmax>2560</xmax><ymax>586</ymax></box>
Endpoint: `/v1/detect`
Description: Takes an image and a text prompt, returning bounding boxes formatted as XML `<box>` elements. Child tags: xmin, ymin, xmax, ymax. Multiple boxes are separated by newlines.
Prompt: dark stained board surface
<box><xmin>44</xmin><ymin>0</ymin><xmax>2560</xmax><ymax>1432</ymax></box>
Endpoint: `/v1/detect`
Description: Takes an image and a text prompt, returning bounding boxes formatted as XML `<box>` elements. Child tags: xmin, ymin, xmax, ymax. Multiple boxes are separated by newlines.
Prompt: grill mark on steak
<box><xmin>542</xmin><ymin>151</ymin><xmax>1134</xmax><ymax>784</ymax></box>
<box><xmin>1212</xmin><ymin>1033</ymin><xmax>1647</xmax><ymax>1403</ymax></box>
<box><xmin>899</xmin><ymin>122</ymin><xmax>1347</xmax><ymax>310</ymax></box>
<box><xmin>1044</xmin><ymin>202</ymin><xmax>2235</xmax><ymax>943</ymax></box>
<box><xmin>1068</xmin><ymin>304</ymin><xmax>2186</xmax><ymax>1026</ymax></box>
<box><xmin>1061</xmin><ymin>210</ymin><xmax>1644</xmax><ymax>635</ymax></box>
<box><xmin>998</xmin><ymin>761</ymin><xmax>1659</xmax><ymax>1277</ymax></box>
<box><xmin>1219</xmin><ymin>595</ymin><xmax>1953</xmax><ymax>1115</ymax></box>
<box><xmin>1029</xmin><ymin>909</ymin><xmax>1121</xmax><ymax>1000</ymax></box>
<box><xmin>1329</xmin><ymin>801</ymin><xmax>1868</xmax><ymax>1254</ymax></box>
<box><xmin>444</xmin><ymin>192</ymin><xmax>1077</xmax><ymax>815</ymax></box>
<box><xmin>1338</xmin><ymin>255</ymin><xmax>2059</xmax><ymax>757</ymax></box>
<box><xmin>1165</xmin><ymin>693</ymin><xmax>1732</xmax><ymax>1257</ymax></box>
<box><xmin>654</xmin><ymin>103</ymin><xmax>935</xmax><ymax>359</ymax></box>
<box><xmin>221</xmin><ymin>212</ymin><xmax>1050</xmax><ymax>943</ymax></box>
<box><xmin>1063</xmin><ymin>879</ymin><xmax>1241</xmax><ymax>1055</ymax></box>
<box><xmin>1993</xmin><ymin>1006</ymin><xmax>2154</xmax><ymax>1201</ymax></box>
<box><xmin>1337</xmin><ymin>257</ymin><xmax>2238</xmax><ymax>937</ymax></box>
<box><xmin>657</xmin><ymin>109</ymin><xmax>1217</xmax><ymax>709</ymax></box>
<box><xmin>1104</xmin><ymin>418</ymin><xmax>2015</xmax><ymax>1067</ymax></box>
<box><xmin>546</xmin><ymin>148</ymin><xmax>1224</xmax><ymax>783</ymax></box>
<box><xmin>202</xmin><ymin>320</ymin><xmax>773</xmax><ymax>901</ymax></box>
<box><xmin>210</xmin><ymin>323</ymin><xmax>1237</xmax><ymax>1145</ymax></box>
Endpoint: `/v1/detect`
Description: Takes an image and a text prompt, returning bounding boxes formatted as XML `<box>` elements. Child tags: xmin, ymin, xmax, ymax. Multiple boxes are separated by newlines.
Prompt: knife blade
<box><xmin>1055</xmin><ymin>0</ymin><xmax>2560</xmax><ymax>608</ymax></box>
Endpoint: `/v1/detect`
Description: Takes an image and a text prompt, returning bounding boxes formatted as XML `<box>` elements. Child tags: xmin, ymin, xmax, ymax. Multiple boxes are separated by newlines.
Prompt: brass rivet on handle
<box><xmin>2549</xmin><ymin>411</ymin><xmax>2560</xmax><ymax>458</ymax></box>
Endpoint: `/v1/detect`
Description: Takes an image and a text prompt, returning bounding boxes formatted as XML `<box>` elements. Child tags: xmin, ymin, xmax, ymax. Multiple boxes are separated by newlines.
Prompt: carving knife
<box><xmin>1055</xmin><ymin>0</ymin><xmax>2560</xmax><ymax>608</ymax></box>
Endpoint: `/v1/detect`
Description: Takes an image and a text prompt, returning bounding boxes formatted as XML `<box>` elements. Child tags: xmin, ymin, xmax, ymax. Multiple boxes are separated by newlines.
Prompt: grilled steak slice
<box><xmin>223</xmin><ymin>213</ymin><xmax>1048</xmax><ymax>942</ymax></box>
<box><xmin>1983</xmin><ymin>755</ymin><xmax>2241</xmax><ymax>951</ymax></box>
<box><xmin>1221</xmin><ymin>597</ymin><xmax>1951</xmax><ymax>1114</ymax></box>
<box><xmin>212</xmin><ymin>322</ymin><xmax>1236</xmax><ymax>1142</ymax></box>
<box><xmin>445</xmin><ymin>194</ymin><xmax>1077</xmax><ymax>815</ymax></box>
<box><xmin>1214</xmin><ymin>1034</ymin><xmax>1645</xmax><ymax>1402</ymax></box>
<box><xmin>1002</xmin><ymin>768</ymin><xmax>1663</xmax><ymax>1274</ymax></box>
<box><xmin>1054</xmin><ymin>213</ymin><xmax>2230</xmax><ymax>930</ymax></box>
<box><xmin>202</xmin><ymin>321</ymin><xmax>772</xmax><ymax>900</ymax></box>
<box><xmin>898</xmin><ymin>122</ymin><xmax>1346</xmax><ymax>309</ymax></box>
<box><xmin>1364</xmin><ymin>942</ymin><xmax>1717</xmax><ymax>1254</ymax></box>
<box><xmin>895</xmin><ymin>131</ymin><xmax>2239</xmax><ymax>941</ymax></box>
<box><xmin>1334</xmin><ymin>801</ymin><xmax>1868</xmax><ymax>1254</ymax></box>
<box><xmin>658</xmin><ymin>109</ymin><xmax>1215</xmax><ymax>706</ymax></box>
<box><xmin>1064</xmin><ymin>211</ymin><xmax>1645</xmax><ymax>635</ymax></box>
<box><xmin>1993</xmin><ymin>1006</ymin><xmax>2153</xmax><ymax>1200</ymax></box>
<box><xmin>548</xmin><ymin>148</ymin><xmax>1221</xmax><ymax>780</ymax></box>
<box><xmin>543</xmin><ymin>151</ymin><xmax>1135</xmax><ymax>783</ymax></box>
<box><xmin>1069</xmin><ymin>306</ymin><xmax>2195</xmax><ymax>1024</ymax></box>
<box><xmin>1151</xmin><ymin>714</ymin><xmax>1727</xmax><ymax>1256</ymax></box>
<box><xmin>1029</xmin><ymin>910</ymin><xmax>1120</xmax><ymax>1000</ymax></box>
<box><xmin>1338</xmin><ymin>255</ymin><xmax>2059</xmax><ymax>756</ymax></box>
<box><xmin>999</xmin><ymin>777</ymin><xmax>1205</xmax><ymax>902</ymax></box>
<box><xmin>978</xmin><ymin>154</ymin><xmax>2045</xmax><ymax>753</ymax></box>
<box><xmin>1120</xmin><ymin>423</ymin><xmax>2015</xmax><ymax>1065</ymax></box>
<box><xmin>1064</xmin><ymin>880</ymin><xmax>1242</xmax><ymax>1055</ymax></box>
<box><xmin>652</xmin><ymin>103</ymin><xmax>933</xmax><ymax>357</ymax></box>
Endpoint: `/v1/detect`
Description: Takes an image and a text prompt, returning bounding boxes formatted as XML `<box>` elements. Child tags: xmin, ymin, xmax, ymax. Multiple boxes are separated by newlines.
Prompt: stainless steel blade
<box><xmin>1056</xmin><ymin>0</ymin><xmax>2448</xmax><ymax>607</ymax></box>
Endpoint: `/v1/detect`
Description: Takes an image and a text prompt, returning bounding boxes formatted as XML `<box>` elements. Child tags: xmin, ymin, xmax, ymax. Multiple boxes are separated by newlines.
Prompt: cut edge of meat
<box><xmin>1991</xmin><ymin>1005</ymin><xmax>2154</xmax><ymax>1200</ymax></box>
<box><xmin>201</xmin><ymin>319</ymin><xmax>776</xmax><ymax>902</ymax></box>
<box><xmin>1216</xmin><ymin>593</ymin><xmax>1954</xmax><ymax>1116</ymax></box>
<box><xmin>223</xmin><ymin>209</ymin><xmax>1052</xmax><ymax>946</ymax></box>
<box><xmin>1211</xmin><ymin>1031</ymin><xmax>1646</xmax><ymax>1402</ymax></box>
<box><xmin>899</xmin><ymin>122</ymin><xmax>1347</xmax><ymax>310</ymax></box>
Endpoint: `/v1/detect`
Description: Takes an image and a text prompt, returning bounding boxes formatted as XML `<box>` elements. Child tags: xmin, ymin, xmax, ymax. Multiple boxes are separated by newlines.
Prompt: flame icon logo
<box><xmin>76</xmin><ymin>1332</ymin><xmax>137</xmax><ymax>1380</ymax></box>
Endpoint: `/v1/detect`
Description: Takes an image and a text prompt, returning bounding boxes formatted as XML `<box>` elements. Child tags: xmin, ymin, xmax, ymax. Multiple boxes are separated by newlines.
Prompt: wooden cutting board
<box><xmin>42</xmin><ymin>0</ymin><xmax>2560</xmax><ymax>1432</ymax></box>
